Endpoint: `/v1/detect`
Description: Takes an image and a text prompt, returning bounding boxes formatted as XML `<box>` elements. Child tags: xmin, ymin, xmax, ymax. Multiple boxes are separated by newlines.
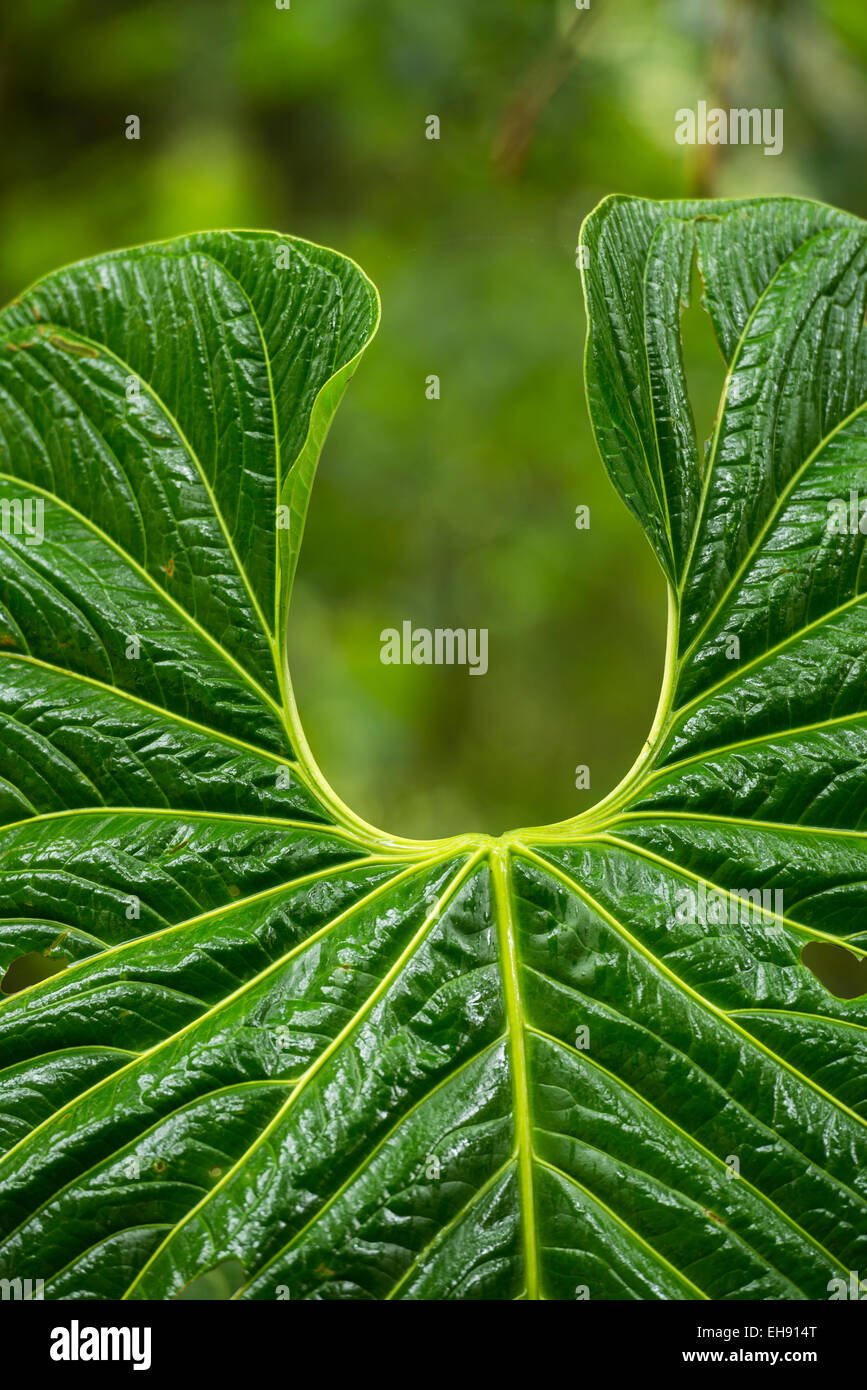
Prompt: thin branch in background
<box><xmin>693</xmin><ymin>0</ymin><xmax>751</xmax><ymax>198</ymax></box>
<box><xmin>492</xmin><ymin>8</ymin><xmax>596</xmax><ymax>178</ymax></box>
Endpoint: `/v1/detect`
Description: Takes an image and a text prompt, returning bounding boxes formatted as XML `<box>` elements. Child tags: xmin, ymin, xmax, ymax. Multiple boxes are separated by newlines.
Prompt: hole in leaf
<box><xmin>679</xmin><ymin>249</ymin><xmax>727</xmax><ymax>460</ymax></box>
<box><xmin>0</xmin><ymin>951</ymin><xmax>69</xmax><ymax>995</ymax></box>
<box><xmin>174</xmin><ymin>1258</ymin><xmax>246</xmax><ymax>1301</ymax></box>
<box><xmin>801</xmin><ymin>942</ymin><xmax>867</xmax><ymax>1000</ymax></box>
<box><xmin>292</xmin><ymin>237</ymin><xmax>667</xmax><ymax>841</ymax></box>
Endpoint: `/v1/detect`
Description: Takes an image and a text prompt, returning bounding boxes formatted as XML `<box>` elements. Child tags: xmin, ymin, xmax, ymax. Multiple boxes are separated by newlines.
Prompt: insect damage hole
<box><xmin>800</xmin><ymin>941</ymin><xmax>867</xmax><ymax>1000</ymax></box>
<box><xmin>0</xmin><ymin>951</ymin><xmax>69</xmax><ymax>995</ymax></box>
<box><xmin>678</xmin><ymin>240</ymin><xmax>727</xmax><ymax>462</ymax></box>
<box><xmin>174</xmin><ymin>1258</ymin><xmax>246</xmax><ymax>1300</ymax></box>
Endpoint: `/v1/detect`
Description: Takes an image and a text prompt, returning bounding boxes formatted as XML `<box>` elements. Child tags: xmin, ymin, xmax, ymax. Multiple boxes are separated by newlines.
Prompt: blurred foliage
<box><xmin>0</xmin><ymin>0</ymin><xmax>864</xmax><ymax>836</ymax></box>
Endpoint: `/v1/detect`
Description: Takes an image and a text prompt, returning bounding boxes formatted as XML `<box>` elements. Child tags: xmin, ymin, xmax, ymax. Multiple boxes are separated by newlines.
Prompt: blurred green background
<box><xmin>1</xmin><ymin>0</ymin><xmax>864</xmax><ymax>837</ymax></box>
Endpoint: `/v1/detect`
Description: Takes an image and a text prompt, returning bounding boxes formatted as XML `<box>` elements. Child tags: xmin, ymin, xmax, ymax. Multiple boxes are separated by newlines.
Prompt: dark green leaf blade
<box><xmin>1</xmin><ymin>202</ymin><xmax>866</xmax><ymax>1301</ymax></box>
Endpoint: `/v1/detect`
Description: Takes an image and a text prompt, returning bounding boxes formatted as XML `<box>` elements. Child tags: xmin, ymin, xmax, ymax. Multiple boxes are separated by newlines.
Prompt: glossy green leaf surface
<box><xmin>1</xmin><ymin>201</ymin><xmax>866</xmax><ymax>1301</ymax></box>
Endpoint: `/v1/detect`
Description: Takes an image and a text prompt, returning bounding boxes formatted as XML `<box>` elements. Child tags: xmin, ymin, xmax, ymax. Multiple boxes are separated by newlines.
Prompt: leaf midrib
<box><xmin>0</xmin><ymin>471</ymin><xmax>283</xmax><ymax>721</ymax></box>
<box><xmin>122</xmin><ymin>848</ymin><xmax>485</xmax><ymax>1299</ymax></box>
<box><xmin>528</xmin><ymin>1023</ymin><xmax>849</xmax><ymax>1283</ymax></box>
<box><xmin>516</xmin><ymin>843</ymin><xmax>867</xmax><ymax>1135</ymax></box>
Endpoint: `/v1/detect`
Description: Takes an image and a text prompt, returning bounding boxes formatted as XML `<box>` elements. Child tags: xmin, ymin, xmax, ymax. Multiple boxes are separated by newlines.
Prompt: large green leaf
<box><xmin>1</xmin><ymin>201</ymin><xmax>866</xmax><ymax>1301</ymax></box>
